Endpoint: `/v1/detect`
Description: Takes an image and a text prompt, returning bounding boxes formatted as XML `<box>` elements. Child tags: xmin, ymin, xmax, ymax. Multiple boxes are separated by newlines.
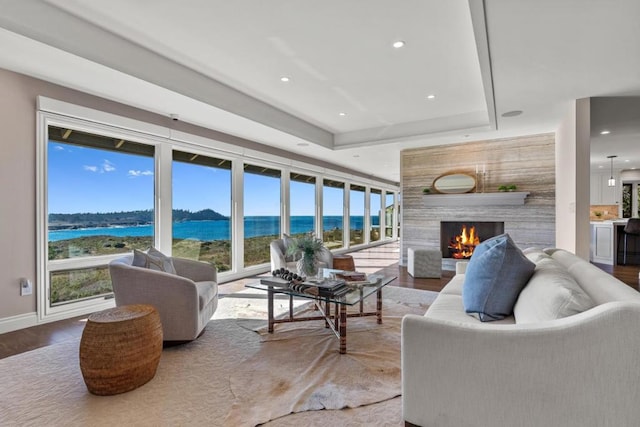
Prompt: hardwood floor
<box><xmin>2</xmin><ymin>242</ymin><xmax>637</xmax><ymax>360</ymax></box>
<box><xmin>592</xmin><ymin>262</ymin><xmax>640</xmax><ymax>290</ymax></box>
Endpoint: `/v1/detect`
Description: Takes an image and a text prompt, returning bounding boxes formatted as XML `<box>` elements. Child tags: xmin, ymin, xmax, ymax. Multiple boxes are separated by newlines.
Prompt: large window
<box><xmin>172</xmin><ymin>150</ymin><xmax>232</xmax><ymax>272</ymax></box>
<box><xmin>244</xmin><ymin>164</ymin><xmax>281</xmax><ymax>267</ymax></box>
<box><xmin>323</xmin><ymin>179</ymin><xmax>345</xmax><ymax>249</ymax></box>
<box><xmin>385</xmin><ymin>192</ymin><xmax>396</xmax><ymax>239</ymax></box>
<box><xmin>349</xmin><ymin>184</ymin><xmax>365</xmax><ymax>246</ymax></box>
<box><xmin>370</xmin><ymin>189</ymin><xmax>382</xmax><ymax>242</ymax></box>
<box><xmin>47</xmin><ymin>125</ymin><xmax>155</xmax><ymax>307</ymax></box>
<box><xmin>38</xmin><ymin>102</ymin><xmax>398</xmax><ymax>323</ymax></box>
<box><xmin>290</xmin><ymin>172</ymin><xmax>316</xmax><ymax>237</ymax></box>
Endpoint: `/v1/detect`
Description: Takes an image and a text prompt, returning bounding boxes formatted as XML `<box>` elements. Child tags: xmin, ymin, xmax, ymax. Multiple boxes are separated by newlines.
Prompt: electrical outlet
<box><xmin>20</xmin><ymin>278</ymin><xmax>32</xmax><ymax>296</ymax></box>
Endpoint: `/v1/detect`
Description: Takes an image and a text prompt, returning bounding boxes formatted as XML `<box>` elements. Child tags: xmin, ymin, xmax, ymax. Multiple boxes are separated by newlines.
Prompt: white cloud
<box><xmin>128</xmin><ymin>170</ymin><xmax>154</xmax><ymax>177</ymax></box>
<box><xmin>84</xmin><ymin>160</ymin><xmax>117</xmax><ymax>173</ymax></box>
<box><xmin>102</xmin><ymin>160</ymin><xmax>116</xmax><ymax>172</ymax></box>
<box><xmin>54</xmin><ymin>145</ymin><xmax>65</xmax><ymax>151</ymax></box>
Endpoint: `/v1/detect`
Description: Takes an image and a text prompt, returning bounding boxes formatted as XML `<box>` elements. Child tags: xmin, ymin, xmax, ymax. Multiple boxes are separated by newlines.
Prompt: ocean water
<box><xmin>48</xmin><ymin>215</ymin><xmax>378</xmax><ymax>242</ymax></box>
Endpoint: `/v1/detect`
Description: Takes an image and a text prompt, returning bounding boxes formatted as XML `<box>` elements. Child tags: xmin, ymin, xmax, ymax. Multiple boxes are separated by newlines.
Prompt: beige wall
<box><xmin>555</xmin><ymin>99</ymin><xmax>591</xmax><ymax>259</ymax></box>
<box><xmin>555</xmin><ymin>100</ymin><xmax>578</xmax><ymax>253</ymax></box>
<box><xmin>400</xmin><ymin>133</ymin><xmax>556</xmax><ymax>263</ymax></box>
<box><xmin>0</xmin><ymin>68</ymin><xmax>396</xmax><ymax>327</ymax></box>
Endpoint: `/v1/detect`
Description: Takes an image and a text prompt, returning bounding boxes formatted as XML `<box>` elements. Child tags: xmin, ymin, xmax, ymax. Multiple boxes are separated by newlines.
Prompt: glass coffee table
<box><xmin>245</xmin><ymin>274</ymin><xmax>396</xmax><ymax>354</ymax></box>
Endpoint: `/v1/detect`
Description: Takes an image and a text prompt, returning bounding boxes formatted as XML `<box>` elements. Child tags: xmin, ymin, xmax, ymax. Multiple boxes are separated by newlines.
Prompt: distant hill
<box><xmin>48</xmin><ymin>209</ymin><xmax>227</xmax><ymax>230</ymax></box>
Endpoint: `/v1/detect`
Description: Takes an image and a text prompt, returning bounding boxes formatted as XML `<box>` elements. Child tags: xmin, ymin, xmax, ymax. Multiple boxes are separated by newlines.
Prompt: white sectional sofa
<box><xmin>402</xmin><ymin>248</ymin><xmax>640</xmax><ymax>427</ymax></box>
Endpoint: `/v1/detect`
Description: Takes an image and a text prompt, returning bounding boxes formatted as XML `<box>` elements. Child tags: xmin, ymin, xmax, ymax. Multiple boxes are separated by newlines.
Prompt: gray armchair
<box><xmin>108</xmin><ymin>254</ymin><xmax>218</xmax><ymax>341</ymax></box>
<box><xmin>269</xmin><ymin>238</ymin><xmax>333</xmax><ymax>272</ymax></box>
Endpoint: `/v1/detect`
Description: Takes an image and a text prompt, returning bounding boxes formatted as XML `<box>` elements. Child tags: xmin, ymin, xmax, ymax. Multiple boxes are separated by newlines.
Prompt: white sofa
<box><xmin>402</xmin><ymin>248</ymin><xmax>640</xmax><ymax>427</ymax></box>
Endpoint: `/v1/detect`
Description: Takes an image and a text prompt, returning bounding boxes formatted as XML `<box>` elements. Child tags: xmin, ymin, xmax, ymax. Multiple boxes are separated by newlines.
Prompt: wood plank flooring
<box><xmin>1</xmin><ymin>242</ymin><xmax>637</xmax><ymax>360</ymax></box>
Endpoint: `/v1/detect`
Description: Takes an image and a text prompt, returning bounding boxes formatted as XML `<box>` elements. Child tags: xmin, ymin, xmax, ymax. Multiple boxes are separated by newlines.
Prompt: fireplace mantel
<box><xmin>423</xmin><ymin>191</ymin><xmax>530</xmax><ymax>206</ymax></box>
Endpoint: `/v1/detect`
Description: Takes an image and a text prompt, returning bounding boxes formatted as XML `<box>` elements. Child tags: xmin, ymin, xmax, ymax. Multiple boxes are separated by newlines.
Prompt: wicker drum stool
<box><xmin>408</xmin><ymin>248</ymin><xmax>442</xmax><ymax>278</ymax></box>
<box><xmin>79</xmin><ymin>304</ymin><xmax>163</xmax><ymax>395</ymax></box>
<box><xmin>333</xmin><ymin>254</ymin><xmax>355</xmax><ymax>271</ymax></box>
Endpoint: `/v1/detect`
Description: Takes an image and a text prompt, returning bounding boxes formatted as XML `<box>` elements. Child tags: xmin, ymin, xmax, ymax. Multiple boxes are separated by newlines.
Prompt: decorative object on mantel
<box><xmin>498</xmin><ymin>184</ymin><xmax>518</xmax><ymax>192</ymax></box>
<box><xmin>423</xmin><ymin>191</ymin><xmax>530</xmax><ymax>207</ymax></box>
<box><xmin>475</xmin><ymin>164</ymin><xmax>487</xmax><ymax>193</ymax></box>
<box><xmin>432</xmin><ymin>172</ymin><xmax>476</xmax><ymax>194</ymax></box>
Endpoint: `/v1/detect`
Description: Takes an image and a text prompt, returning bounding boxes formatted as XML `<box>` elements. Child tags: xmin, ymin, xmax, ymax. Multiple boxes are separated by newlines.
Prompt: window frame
<box><xmin>37</xmin><ymin>112</ymin><xmax>165</xmax><ymax>322</ymax></box>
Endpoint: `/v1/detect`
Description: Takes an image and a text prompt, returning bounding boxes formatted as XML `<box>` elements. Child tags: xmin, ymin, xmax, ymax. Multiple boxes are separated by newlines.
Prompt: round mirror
<box><xmin>433</xmin><ymin>173</ymin><xmax>476</xmax><ymax>194</ymax></box>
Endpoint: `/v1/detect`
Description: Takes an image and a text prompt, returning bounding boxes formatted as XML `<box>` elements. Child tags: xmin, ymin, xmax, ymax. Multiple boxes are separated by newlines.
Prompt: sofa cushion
<box><xmin>514</xmin><ymin>257</ymin><xmax>595</xmax><ymax>324</ymax></box>
<box><xmin>425</xmin><ymin>293</ymin><xmax>515</xmax><ymax>325</ymax></box>
<box><xmin>132</xmin><ymin>247</ymin><xmax>177</xmax><ymax>274</ymax></box>
<box><xmin>522</xmin><ymin>247</ymin><xmax>549</xmax><ymax>263</ymax></box>
<box><xmin>462</xmin><ymin>233</ymin><xmax>535</xmax><ymax>321</ymax></box>
<box><xmin>439</xmin><ymin>274</ymin><xmax>464</xmax><ymax>296</ymax></box>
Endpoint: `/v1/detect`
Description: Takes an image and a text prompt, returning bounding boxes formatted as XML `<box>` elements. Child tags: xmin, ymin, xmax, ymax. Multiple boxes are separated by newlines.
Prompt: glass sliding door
<box><xmin>46</xmin><ymin>125</ymin><xmax>155</xmax><ymax>308</ymax></box>
<box><xmin>370</xmin><ymin>188</ymin><xmax>382</xmax><ymax>242</ymax></box>
<box><xmin>172</xmin><ymin>150</ymin><xmax>232</xmax><ymax>272</ymax></box>
<box><xmin>290</xmin><ymin>172</ymin><xmax>316</xmax><ymax>237</ymax></box>
<box><xmin>385</xmin><ymin>192</ymin><xmax>396</xmax><ymax>239</ymax></box>
<box><xmin>323</xmin><ymin>179</ymin><xmax>345</xmax><ymax>249</ymax></box>
<box><xmin>244</xmin><ymin>164</ymin><xmax>281</xmax><ymax>267</ymax></box>
<box><xmin>349</xmin><ymin>184</ymin><xmax>365</xmax><ymax>246</ymax></box>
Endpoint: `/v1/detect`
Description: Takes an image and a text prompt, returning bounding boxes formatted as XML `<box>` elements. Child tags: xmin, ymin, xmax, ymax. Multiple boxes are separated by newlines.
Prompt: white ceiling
<box><xmin>0</xmin><ymin>0</ymin><xmax>639</xmax><ymax>183</ymax></box>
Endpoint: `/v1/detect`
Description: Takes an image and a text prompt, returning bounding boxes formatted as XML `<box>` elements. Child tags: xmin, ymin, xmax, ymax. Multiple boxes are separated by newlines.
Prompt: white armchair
<box><xmin>109</xmin><ymin>254</ymin><xmax>218</xmax><ymax>342</ymax></box>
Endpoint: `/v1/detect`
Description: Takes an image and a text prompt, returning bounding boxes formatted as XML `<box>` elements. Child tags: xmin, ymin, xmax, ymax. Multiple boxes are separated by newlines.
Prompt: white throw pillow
<box><xmin>514</xmin><ymin>257</ymin><xmax>594</xmax><ymax>324</ymax></box>
<box><xmin>132</xmin><ymin>247</ymin><xmax>177</xmax><ymax>274</ymax></box>
<box><xmin>522</xmin><ymin>247</ymin><xmax>549</xmax><ymax>263</ymax></box>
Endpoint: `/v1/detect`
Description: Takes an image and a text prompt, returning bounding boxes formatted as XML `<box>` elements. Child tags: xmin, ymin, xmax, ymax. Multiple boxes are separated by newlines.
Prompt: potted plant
<box><xmin>498</xmin><ymin>184</ymin><xmax>518</xmax><ymax>192</ymax></box>
<box><xmin>286</xmin><ymin>232</ymin><xmax>326</xmax><ymax>277</ymax></box>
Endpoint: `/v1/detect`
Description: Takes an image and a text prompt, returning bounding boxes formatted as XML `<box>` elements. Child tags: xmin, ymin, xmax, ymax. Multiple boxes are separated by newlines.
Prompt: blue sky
<box><xmin>48</xmin><ymin>143</ymin><xmax>155</xmax><ymax>214</ymax></box>
<box><xmin>48</xmin><ymin>141</ymin><xmax>355</xmax><ymax>216</ymax></box>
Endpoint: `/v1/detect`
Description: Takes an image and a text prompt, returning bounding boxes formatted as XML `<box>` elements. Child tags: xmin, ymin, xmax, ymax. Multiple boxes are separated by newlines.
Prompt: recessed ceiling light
<box><xmin>600</xmin><ymin>130</ymin><xmax>610</xmax><ymax>135</ymax></box>
<box><xmin>625</xmin><ymin>159</ymin><xmax>630</xmax><ymax>162</ymax></box>
<box><xmin>427</xmin><ymin>94</ymin><xmax>435</xmax><ymax>99</ymax></box>
<box><xmin>339</xmin><ymin>112</ymin><xmax>347</xmax><ymax>116</ymax></box>
<box><xmin>392</xmin><ymin>40</ymin><xmax>405</xmax><ymax>49</ymax></box>
<box><xmin>501</xmin><ymin>110</ymin><xmax>523</xmax><ymax>118</ymax></box>
<box><xmin>280</xmin><ymin>76</ymin><xmax>290</xmax><ymax>82</ymax></box>
<box><xmin>598</xmin><ymin>165</ymin><xmax>604</xmax><ymax>168</ymax></box>
<box><xmin>353</xmin><ymin>154</ymin><xmax>360</xmax><ymax>158</ymax></box>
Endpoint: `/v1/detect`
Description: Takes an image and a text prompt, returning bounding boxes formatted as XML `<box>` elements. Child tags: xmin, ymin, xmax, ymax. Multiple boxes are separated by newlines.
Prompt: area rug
<box><xmin>0</xmin><ymin>286</ymin><xmax>436</xmax><ymax>426</ymax></box>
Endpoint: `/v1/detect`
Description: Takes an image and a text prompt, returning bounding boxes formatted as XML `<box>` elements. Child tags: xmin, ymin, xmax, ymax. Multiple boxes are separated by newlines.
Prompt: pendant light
<box><xmin>607</xmin><ymin>155</ymin><xmax>617</xmax><ymax>187</ymax></box>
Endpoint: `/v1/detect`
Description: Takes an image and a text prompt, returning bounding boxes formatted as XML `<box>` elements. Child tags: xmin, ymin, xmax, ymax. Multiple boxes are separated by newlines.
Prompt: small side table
<box><xmin>79</xmin><ymin>304</ymin><xmax>163</xmax><ymax>395</ymax></box>
<box><xmin>333</xmin><ymin>254</ymin><xmax>355</xmax><ymax>271</ymax></box>
<box><xmin>407</xmin><ymin>248</ymin><xmax>442</xmax><ymax>278</ymax></box>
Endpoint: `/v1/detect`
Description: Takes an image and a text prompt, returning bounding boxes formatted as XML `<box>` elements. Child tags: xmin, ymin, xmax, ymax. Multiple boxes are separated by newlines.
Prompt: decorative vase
<box><xmin>297</xmin><ymin>253</ymin><xmax>318</xmax><ymax>278</ymax></box>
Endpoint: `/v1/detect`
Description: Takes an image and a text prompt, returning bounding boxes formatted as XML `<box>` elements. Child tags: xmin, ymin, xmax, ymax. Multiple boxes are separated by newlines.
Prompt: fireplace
<box><xmin>440</xmin><ymin>221</ymin><xmax>505</xmax><ymax>259</ymax></box>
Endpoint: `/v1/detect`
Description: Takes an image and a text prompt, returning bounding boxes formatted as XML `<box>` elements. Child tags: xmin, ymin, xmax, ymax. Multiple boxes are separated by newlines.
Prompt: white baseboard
<box><xmin>0</xmin><ymin>312</ymin><xmax>38</xmax><ymax>334</ymax></box>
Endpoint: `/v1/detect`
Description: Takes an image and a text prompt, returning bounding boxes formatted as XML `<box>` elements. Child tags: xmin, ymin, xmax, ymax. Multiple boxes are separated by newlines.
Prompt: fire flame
<box><xmin>448</xmin><ymin>225</ymin><xmax>480</xmax><ymax>259</ymax></box>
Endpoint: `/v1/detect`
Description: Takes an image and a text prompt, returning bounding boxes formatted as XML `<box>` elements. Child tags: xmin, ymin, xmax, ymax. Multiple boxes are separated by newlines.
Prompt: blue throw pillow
<box><xmin>462</xmin><ymin>233</ymin><xmax>535</xmax><ymax>321</ymax></box>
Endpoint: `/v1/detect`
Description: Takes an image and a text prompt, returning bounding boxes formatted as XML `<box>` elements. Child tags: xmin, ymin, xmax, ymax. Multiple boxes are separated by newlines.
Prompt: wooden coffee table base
<box><xmin>266</xmin><ymin>288</ymin><xmax>383</xmax><ymax>354</ymax></box>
